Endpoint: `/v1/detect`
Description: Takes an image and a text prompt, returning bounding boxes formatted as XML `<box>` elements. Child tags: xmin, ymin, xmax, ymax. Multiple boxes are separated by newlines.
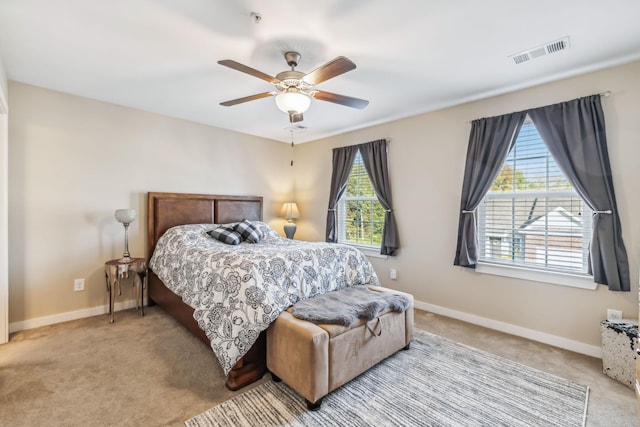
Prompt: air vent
<box><xmin>284</xmin><ymin>124</ymin><xmax>307</xmax><ymax>134</ymax></box>
<box><xmin>509</xmin><ymin>36</ymin><xmax>570</xmax><ymax>64</ymax></box>
<box><xmin>512</xmin><ymin>53</ymin><xmax>530</xmax><ymax>64</ymax></box>
<box><xmin>546</xmin><ymin>39</ymin><xmax>568</xmax><ymax>53</ymax></box>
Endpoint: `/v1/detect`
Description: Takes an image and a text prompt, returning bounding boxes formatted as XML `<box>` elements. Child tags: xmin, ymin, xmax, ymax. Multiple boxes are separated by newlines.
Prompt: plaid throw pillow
<box><xmin>235</xmin><ymin>219</ymin><xmax>263</xmax><ymax>243</ymax></box>
<box><xmin>207</xmin><ymin>226</ymin><xmax>242</xmax><ymax>245</ymax></box>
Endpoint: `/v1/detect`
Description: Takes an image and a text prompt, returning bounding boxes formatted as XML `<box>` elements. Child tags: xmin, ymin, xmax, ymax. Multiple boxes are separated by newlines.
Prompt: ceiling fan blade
<box><xmin>302</xmin><ymin>56</ymin><xmax>356</xmax><ymax>85</ymax></box>
<box><xmin>289</xmin><ymin>112</ymin><xmax>304</xmax><ymax>123</ymax></box>
<box><xmin>312</xmin><ymin>90</ymin><xmax>369</xmax><ymax>109</ymax></box>
<box><xmin>218</xmin><ymin>60</ymin><xmax>280</xmax><ymax>84</ymax></box>
<box><xmin>220</xmin><ymin>92</ymin><xmax>274</xmax><ymax>107</ymax></box>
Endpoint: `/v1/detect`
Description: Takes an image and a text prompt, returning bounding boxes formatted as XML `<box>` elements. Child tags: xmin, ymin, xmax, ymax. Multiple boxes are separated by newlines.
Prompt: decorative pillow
<box><xmin>235</xmin><ymin>219</ymin><xmax>263</xmax><ymax>243</ymax></box>
<box><xmin>207</xmin><ymin>226</ymin><xmax>242</xmax><ymax>245</ymax></box>
<box><xmin>253</xmin><ymin>221</ymin><xmax>281</xmax><ymax>240</ymax></box>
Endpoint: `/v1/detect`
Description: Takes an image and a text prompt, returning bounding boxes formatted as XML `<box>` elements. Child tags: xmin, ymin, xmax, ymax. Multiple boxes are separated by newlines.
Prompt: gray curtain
<box><xmin>359</xmin><ymin>139</ymin><xmax>399</xmax><ymax>255</ymax></box>
<box><xmin>528</xmin><ymin>96</ymin><xmax>630</xmax><ymax>291</ymax></box>
<box><xmin>325</xmin><ymin>145</ymin><xmax>358</xmax><ymax>242</ymax></box>
<box><xmin>453</xmin><ymin>112</ymin><xmax>527</xmax><ymax>266</ymax></box>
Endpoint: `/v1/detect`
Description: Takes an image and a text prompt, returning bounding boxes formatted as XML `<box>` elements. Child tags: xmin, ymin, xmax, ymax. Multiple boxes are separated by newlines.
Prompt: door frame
<box><xmin>0</xmin><ymin>85</ymin><xmax>8</xmax><ymax>344</ymax></box>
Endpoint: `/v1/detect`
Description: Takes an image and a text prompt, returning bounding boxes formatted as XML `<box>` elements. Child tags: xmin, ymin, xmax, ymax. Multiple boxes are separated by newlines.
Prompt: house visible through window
<box><xmin>478</xmin><ymin>117</ymin><xmax>592</xmax><ymax>274</ymax></box>
<box><xmin>337</xmin><ymin>151</ymin><xmax>385</xmax><ymax>247</ymax></box>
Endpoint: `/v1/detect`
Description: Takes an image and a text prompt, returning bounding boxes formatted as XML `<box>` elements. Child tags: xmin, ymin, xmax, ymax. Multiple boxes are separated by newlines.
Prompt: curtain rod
<box><xmin>465</xmin><ymin>91</ymin><xmax>611</xmax><ymax>125</ymax></box>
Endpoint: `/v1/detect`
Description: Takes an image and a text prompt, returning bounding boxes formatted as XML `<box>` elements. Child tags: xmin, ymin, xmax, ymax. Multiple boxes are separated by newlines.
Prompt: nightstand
<box><xmin>104</xmin><ymin>258</ymin><xmax>147</xmax><ymax>323</ymax></box>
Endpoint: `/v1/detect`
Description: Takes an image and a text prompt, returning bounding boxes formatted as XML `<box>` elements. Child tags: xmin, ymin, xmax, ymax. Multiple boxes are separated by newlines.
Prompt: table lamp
<box><xmin>280</xmin><ymin>202</ymin><xmax>300</xmax><ymax>239</ymax></box>
<box><xmin>114</xmin><ymin>209</ymin><xmax>137</xmax><ymax>262</ymax></box>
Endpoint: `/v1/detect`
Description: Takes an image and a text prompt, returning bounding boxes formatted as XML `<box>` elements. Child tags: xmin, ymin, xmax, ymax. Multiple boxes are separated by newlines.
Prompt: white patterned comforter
<box><xmin>149</xmin><ymin>222</ymin><xmax>379</xmax><ymax>375</ymax></box>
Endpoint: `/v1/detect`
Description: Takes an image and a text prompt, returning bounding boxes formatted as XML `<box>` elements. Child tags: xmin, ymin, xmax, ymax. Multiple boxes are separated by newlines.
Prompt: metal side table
<box><xmin>104</xmin><ymin>258</ymin><xmax>147</xmax><ymax>323</ymax></box>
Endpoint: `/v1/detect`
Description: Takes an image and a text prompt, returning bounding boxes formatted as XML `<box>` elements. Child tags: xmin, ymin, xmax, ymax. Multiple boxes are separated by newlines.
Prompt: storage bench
<box><xmin>266</xmin><ymin>285</ymin><xmax>414</xmax><ymax>409</ymax></box>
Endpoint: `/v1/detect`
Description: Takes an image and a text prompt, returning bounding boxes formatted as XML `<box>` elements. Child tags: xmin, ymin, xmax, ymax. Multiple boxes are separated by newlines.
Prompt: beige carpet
<box><xmin>0</xmin><ymin>306</ymin><xmax>636</xmax><ymax>426</ymax></box>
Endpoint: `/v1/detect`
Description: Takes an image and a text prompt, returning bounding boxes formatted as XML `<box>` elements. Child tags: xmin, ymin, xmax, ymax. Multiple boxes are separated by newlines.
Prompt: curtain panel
<box><xmin>527</xmin><ymin>95</ymin><xmax>630</xmax><ymax>291</ymax></box>
<box><xmin>359</xmin><ymin>139</ymin><xmax>399</xmax><ymax>255</ymax></box>
<box><xmin>453</xmin><ymin>112</ymin><xmax>527</xmax><ymax>266</ymax></box>
<box><xmin>325</xmin><ymin>145</ymin><xmax>358</xmax><ymax>243</ymax></box>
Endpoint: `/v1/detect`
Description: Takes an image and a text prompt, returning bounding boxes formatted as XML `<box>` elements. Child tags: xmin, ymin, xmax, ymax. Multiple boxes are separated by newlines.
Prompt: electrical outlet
<box><xmin>390</xmin><ymin>269</ymin><xmax>397</xmax><ymax>280</ymax></box>
<box><xmin>74</xmin><ymin>278</ymin><xmax>85</xmax><ymax>292</ymax></box>
<box><xmin>607</xmin><ymin>309</ymin><xmax>622</xmax><ymax>321</ymax></box>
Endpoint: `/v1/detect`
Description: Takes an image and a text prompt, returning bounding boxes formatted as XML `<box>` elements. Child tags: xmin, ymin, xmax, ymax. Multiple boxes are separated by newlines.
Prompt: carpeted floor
<box><xmin>0</xmin><ymin>306</ymin><xmax>636</xmax><ymax>426</ymax></box>
<box><xmin>186</xmin><ymin>330</ymin><xmax>589</xmax><ymax>426</ymax></box>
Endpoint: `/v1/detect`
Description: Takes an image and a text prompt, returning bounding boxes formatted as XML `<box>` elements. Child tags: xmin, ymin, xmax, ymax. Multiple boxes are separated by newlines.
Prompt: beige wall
<box><xmin>0</xmin><ymin>56</ymin><xmax>8</xmax><ymax>342</ymax></box>
<box><xmin>295</xmin><ymin>61</ymin><xmax>640</xmax><ymax>348</ymax></box>
<box><xmin>8</xmin><ymin>82</ymin><xmax>292</xmax><ymax>323</ymax></box>
<box><xmin>7</xmin><ymin>62</ymin><xmax>640</xmax><ymax>349</ymax></box>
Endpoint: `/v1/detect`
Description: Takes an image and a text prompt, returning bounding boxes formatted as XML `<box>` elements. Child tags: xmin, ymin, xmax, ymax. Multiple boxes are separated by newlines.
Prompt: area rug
<box><xmin>186</xmin><ymin>330</ymin><xmax>589</xmax><ymax>427</ymax></box>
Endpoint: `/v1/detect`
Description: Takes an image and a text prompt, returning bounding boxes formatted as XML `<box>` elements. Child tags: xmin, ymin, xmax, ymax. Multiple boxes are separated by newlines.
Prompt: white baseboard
<box><xmin>9</xmin><ymin>297</ymin><xmax>602</xmax><ymax>359</ymax></box>
<box><xmin>9</xmin><ymin>299</ymin><xmax>140</xmax><ymax>333</ymax></box>
<box><xmin>414</xmin><ymin>300</ymin><xmax>602</xmax><ymax>359</ymax></box>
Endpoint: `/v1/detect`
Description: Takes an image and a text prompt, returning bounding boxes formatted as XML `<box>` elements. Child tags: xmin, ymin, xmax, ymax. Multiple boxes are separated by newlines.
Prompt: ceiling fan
<box><xmin>218</xmin><ymin>51</ymin><xmax>369</xmax><ymax>123</ymax></box>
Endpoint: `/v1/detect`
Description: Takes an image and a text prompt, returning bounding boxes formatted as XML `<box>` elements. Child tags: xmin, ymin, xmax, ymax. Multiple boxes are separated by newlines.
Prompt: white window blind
<box><xmin>478</xmin><ymin>118</ymin><xmax>592</xmax><ymax>275</ymax></box>
<box><xmin>338</xmin><ymin>151</ymin><xmax>385</xmax><ymax>247</ymax></box>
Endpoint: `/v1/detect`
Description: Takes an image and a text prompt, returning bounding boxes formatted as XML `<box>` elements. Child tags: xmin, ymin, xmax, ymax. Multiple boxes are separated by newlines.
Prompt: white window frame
<box><xmin>337</xmin><ymin>196</ymin><xmax>387</xmax><ymax>259</ymax></box>
<box><xmin>475</xmin><ymin>262</ymin><xmax>597</xmax><ymax>290</ymax></box>
<box><xmin>475</xmin><ymin>122</ymin><xmax>596</xmax><ymax>290</ymax></box>
<box><xmin>336</xmin><ymin>152</ymin><xmax>386</xmax><ymax>258</ymax></box>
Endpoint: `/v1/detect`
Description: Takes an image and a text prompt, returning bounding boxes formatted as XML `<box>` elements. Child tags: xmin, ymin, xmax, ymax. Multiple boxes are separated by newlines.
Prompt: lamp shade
<box><xmin>114</xmin><ymin>209</ymin><xmax>137</xmax><ymax>224</ymax></box>
<box><xmin>280</xmin><ymin>202</ymin><xmax>300</xmax><ymax>219</ymax></box>
<box><xmin>275</xmin><ymin>92</ymin><xmax>311</xmax><ymax>114</ymax></box>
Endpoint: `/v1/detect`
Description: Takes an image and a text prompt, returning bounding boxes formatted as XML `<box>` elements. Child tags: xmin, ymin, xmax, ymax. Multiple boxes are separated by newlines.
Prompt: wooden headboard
<box><xmin>147</xmin><ymin>192</ymin><xmax>263</xmax><ymax>258</ymax></box>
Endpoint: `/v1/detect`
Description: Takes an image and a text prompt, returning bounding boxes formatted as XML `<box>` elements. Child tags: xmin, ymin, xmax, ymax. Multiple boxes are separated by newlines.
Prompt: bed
<box><xmin>146</xmin><ymin>192</ymin><xmax>379</xmax><ymax>390</ymax></box>
<box><xmin>147</xmin><ymin>192</ymin><xmax>266</xmax><ymax>390</ymax></box>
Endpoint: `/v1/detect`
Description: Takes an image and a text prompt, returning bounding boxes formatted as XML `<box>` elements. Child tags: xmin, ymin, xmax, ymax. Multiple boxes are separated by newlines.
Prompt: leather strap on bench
<box><xmin>366</xmin><ymin>317</ymin><xmax>382</xmax><ymax>337</ymax></box>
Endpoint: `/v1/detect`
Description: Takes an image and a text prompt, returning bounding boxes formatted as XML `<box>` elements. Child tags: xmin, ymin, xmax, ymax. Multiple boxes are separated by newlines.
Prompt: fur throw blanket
<box><xmin>292</xmin><ymin>286</ymin><xmax>410</xmax><ymax>326</ymax></box>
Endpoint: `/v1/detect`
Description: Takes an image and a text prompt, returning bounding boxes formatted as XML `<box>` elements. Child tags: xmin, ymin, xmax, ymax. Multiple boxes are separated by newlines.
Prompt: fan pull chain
<box><xmin>290</xmin><ymin>132</ymin><xmax>295</xmax><ymax>167</ymax></box>
<box><xmin>289</xmin><ymin>131</ymin><xmax>296</xmax><ymax>203</ymax></box>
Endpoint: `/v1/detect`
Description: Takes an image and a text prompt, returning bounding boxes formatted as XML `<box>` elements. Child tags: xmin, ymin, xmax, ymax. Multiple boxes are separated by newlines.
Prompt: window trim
<box><xmin>477</xmin><ymin>119</ymin><xmax>593</xmax><ymax>280</ymax></box>
<box><xmin>479</xmin><ymin>190</ymin><xmax>592</xmax><ymax>274</ymax></box>
<box><xmin>475</xmin><ymin>261</ymin><xmax>597</xmax><ymax>290</ymax></box>
<box><xmin>349</xmin><ymin>243</ymin><xmax>388</xmax><ymax>259</ymax></box>
<box><xmin>336</xmin><ymin>152</ymin><xmax>385</xmax><ymax>250</ymax></box>
<box><xmin>337</xmin><ymin>197</ymin><xmax>385</xmax><ymax>248</ymax></box>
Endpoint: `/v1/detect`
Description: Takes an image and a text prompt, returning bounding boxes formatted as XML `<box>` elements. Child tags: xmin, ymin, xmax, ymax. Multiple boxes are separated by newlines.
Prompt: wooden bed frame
<box><xmin>146</xmin><ymin>191</ymin><xmax>266</xmax><ymax>390</ymax></box>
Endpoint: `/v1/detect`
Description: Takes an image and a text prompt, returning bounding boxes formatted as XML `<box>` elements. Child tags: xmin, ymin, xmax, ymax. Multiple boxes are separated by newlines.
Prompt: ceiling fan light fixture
<box><xmin>275</xmin><ymin>91</ymin><xmax>311</xmax><ymax>114</ymax></box>
<box><xmin>218</xmin><ymin>51</ymin><xmax>368</xmax><ymax>118</ymax></box>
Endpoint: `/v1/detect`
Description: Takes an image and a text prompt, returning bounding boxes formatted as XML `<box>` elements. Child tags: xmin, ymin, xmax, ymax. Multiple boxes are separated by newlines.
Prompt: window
<box><xmin>337</xmin><ymin>151</ymin><xmax>385</xmax><ymax>247</ymax></box>
<box><xmin>477</xmin><ymin>117</ymin><xmax>592</xmax><ymax>275</ymax></box>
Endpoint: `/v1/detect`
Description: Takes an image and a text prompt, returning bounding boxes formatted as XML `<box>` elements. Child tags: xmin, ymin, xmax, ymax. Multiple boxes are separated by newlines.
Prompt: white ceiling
<box><xmin>1</xmin><ymin>0</ymin><xmax>640</xmax><ymax>143</ymax></box>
